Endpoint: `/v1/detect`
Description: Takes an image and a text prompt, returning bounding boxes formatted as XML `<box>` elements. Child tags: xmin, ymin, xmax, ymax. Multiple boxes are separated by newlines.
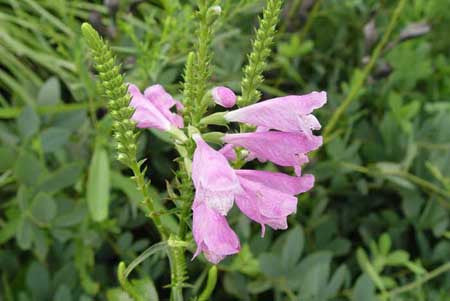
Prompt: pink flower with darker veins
<box><xmin>192</xmin><ymin>134</ymin><xmax>241</xmax><ymax>215</ymax></box>
<box><xmin>128</xmin><ymin>84</ymin><xmax>184</xmax><ymax>130</ymax></box>
<box><xmin>223</xmin><ymin>131</ymin><xmax>322</xmax><ymax>175</ymax></box>
<box><xmin>192</xmin><ymin>200</ymin><xmax>240</xmax><ymax>264</ymax></box>
<box><xmin>234</xmin><ymin>170</ymin><xmax>314</xmax><ymax>236</ymax></box>
<box><xmin>225</xmin><ymin>91</ymin><xmax>326</xmax><ymax>137</ymax></box>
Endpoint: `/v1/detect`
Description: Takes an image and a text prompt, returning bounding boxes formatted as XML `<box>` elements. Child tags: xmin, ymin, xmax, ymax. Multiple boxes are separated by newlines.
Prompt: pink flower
<box><xmin>211</xmin><ymin>86</ymin><xmax>236</xmax><ymax>108</ymax></box>
<box><xmin>224</xmin><ymin>91</ymin><xmax>326</xmax><ymax>136</ymax></box>
<box><xmin>128</xmin><ymin>84</ymin><xmax>183</xmax><ymax>130</ymax></box>
<box><xmin>223</xmin><ymin>131</ymin><xmax>322</xmax><ymax>175</ymax></box>
<box><xmin>218</xmin><ymin>144</ymin><xmax>237</xmax><ymax>161</ymax></box>
<box><xmin>192</xmin><ymin>134</ymin><xmax>241</xmax><ymax>215</ymax></box>
<box><xmin>235</xmin><ymin>170</ymin><xmax>314</xmax><ymax>236</ymax></box>
<box><xmin>192</xmin><ymin>200</ymin><xmax>240</xmax><ymax>264</ymax></box>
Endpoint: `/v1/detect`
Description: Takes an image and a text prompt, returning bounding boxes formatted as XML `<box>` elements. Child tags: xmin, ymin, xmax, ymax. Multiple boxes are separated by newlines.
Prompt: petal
<box><xmin>225</xmin><ymin>91</ymin><xmax>326</xmax><ymax>133</ymax></box>
<box><xmin>223</xmin><ymin>131</ymin><xmax>322</xmax><ymax>171</ymax></box>
<box><xmin>192</xmin><ymin>201</ymin><xmax>240</xmax><ymax>264</ymax></box>
<box><xmin>192</xmin><ymin>135</ymin><xmax>241</xmax><ymax>215</ymax></box>
<box><xmin>143</xmin><ymin>84</ymin><xmax>184</xmax><ymax>128</ymax></box>
<box><xmin>218</xmin><ymin>144</ymin><xmax>237</xmax><ymax>161</ymax></box>
<box><xmin>128</xmin><ymin>84</ymin><xmax>172</xmax><ymax>130</ymax></box>
<box><xmin>211</xmin><ymin>86</ymin><xmax>237</xmax><ymax>108</ymax></box>
<box><xmin>235</xmin><ymin>170</ymin><xmax>314</xmax><ymax>195</ymax></box>
<box><xmin>235</xmin><ymin>177</ymin><xmax>298</xmax><ymax>233</ymax></box>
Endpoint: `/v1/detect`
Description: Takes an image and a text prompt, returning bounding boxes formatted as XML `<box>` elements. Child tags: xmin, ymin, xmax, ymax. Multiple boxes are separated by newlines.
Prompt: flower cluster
<box><xmin>129</xmin><ymin>84</ymin><xmax>326</xmax><ymax>264</ymax></box>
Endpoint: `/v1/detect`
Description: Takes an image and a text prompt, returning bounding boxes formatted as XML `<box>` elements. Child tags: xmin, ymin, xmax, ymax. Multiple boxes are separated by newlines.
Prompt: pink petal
<box><xmin>192</xmin><ymin>201</ymin><xmax>240</xmax><ymax>264</ymax></box>
<box><xmin>235</xmin><ymin>170</ymin><xmax>314</xmax><ymax>195</ymax></box>
<box><xmin>235</xmin><ymin>176</ymin><xmax>298</xmax><ymax>236</ymax></box>
<box><xmin>218</xmin><ymin>144</ymin><xmax>237</xmax><ymax>161</ymax></box>
<box><xmin>192</xmin><ymin>135</ymin><xmax>241</xmax><ymax>215</ymax></box>
<box><xmin>225</xmin><ymin>91</ymin><xmax>326</xmax><ymax>134</ymax></box>
<box><xmin>211</xmin><ymin>86</ymin><xmax>237</xmax><ymax>108</ymax></box>
<box><xmin>128</xmin><ymin>84</ymin><xmax>172</xmax><ymax>130</ymax></box>
<box><xmin>223</xmin><ymin>131</ymin><xmax>322</xmax><ymax>174</ymax></box>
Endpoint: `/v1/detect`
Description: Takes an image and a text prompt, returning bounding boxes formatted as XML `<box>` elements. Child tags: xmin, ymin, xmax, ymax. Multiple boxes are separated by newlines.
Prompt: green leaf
<box><xmin>26</xmin><ymin>261</ymin><xmax>50</xmax><ymax>300</ymax></box>
<box><xmin>294</xmin><ymin>251</ymin><xmax>332</xmax><ymax>297</ymax></box>
<box><xmin>259</xmin><ymin>253</ymin><xmax>285</xmax><ymax>278</ymax></box>
<box><xmin>324</xmin><ymin>264</ymin><xmax>349</xmax><ymax>299</ymax></box>
<box><xmin>37</xmin><ymin>163</ymin><xmax>82</xmax><ymax>194</ymax></box>
<box><xmin>17</xmin><ymin>105</ymin><xmax>40</xmax><ymax>139</ymax></box>
<box><xmin>131</xmin><ymin>278</ymin><xmax>159</xmax><ymax>301</ymax></box>
<box><xmin>53</xmin><ymin>285</ymin><xmax>72</xmax><ymax>301</ymax></box>
<box><xmin>281</xmin><ymin>225</ymin><xmax>304</xmax><ymax>270</ymax></box>
<box><xmin>37</xmin><ymin>77</ymin><xmax>60</xmax><ymax>106</ymax></box>
<box><xmin>379</xmin><ymin>233</ymin><xmax>391</xmax><ymax>256</ymax></box>
<box><xmin>0</xmin><ymin>210</ymin><xmax>20</xmax><ymax>244</ymax></box>
<box><xmin>352</xmin><ymin>274</ymin><xmax>376</xmax><ymax>301</ymax></box>
<box><xmin>385</xmin><ymin>250</ymin><xmax>409</xmax><ymax>266</ymax></box>
<box><xmin>0</xmin><ymin>146</ymin><xmax>16</xmax><ymax>172</ymax></box>
<box><xmin>16</xmin><ymin>217</ymin><xmax>34</xmax><ymax>250</ymax></box>
<box><xmin>229</xmin><ymin>244</ymin><xmax>260</xmax><ymax>276</ymax></box>
<box><xmin>40</xmin><ymin>127</ymin><xmax>71</xmax><ymax>153</ymax></box>
<box><xmin>31</xmin><ymin>192</ymin><xmax>57</xmax><ymax>224</ymax></box>
<box><xmin>87</xmin><ymin>147</ymin><xmax>110</xmax><ymax>222</ymax></box>
<box><xmin>14</xmin><ymin>151</ymin><xmax>45</xmax><ymax>186</ymax></box>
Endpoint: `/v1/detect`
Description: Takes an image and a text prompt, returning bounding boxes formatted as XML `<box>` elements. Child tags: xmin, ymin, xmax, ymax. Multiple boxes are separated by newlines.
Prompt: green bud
<box><xmin>199</xmin><ymin>112</ymin><xmax>228</xmax><ymax>126</ymax></box>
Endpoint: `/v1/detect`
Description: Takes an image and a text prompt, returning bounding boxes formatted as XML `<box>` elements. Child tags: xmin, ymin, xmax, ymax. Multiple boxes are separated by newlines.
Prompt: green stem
<box><xmin>323</xmin><ymin>0</ymin><xmax>406</xmax><ymax>139</ymax></box>
<box><xmin>340</xmin><ymin>162</ymin><xmax>450</xmax><ymax>206</ymax></box>
<box><xmin>130</xmin><ymin>161</ymin><xmax>168</xmax><ymax>239</ymax></box>
<box><xmin>198</xmin><ymin>266</ymin><xmax>218</xmax><ymax>301</ymax></box>
<box><xmin>385</xmin><ymin>262</ymin><xmax>450</xmax><ymax>298</ymax></box>
<box><xmin>297</xmin><ymin>0</ymin><xmax>323</xmax><ymax>44</ymax></box>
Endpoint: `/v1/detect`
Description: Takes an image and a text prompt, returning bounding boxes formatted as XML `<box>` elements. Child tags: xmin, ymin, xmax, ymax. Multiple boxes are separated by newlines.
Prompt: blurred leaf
<box><xmin>26</xmin><ymin>261</ymin><xmax>49</xmax><ymax>300</ymax></box>
<box><xmin>86</xmin><ymin>146</ymin><xmax>110</xmax><ymax>222</ymax></box>
<box><xmin>14</xmin><ymin>151</ymin><xmax>45</xmax><ymax>186</ymax></box>
<box><xmin>37</xmin><ymin>163</ymin><xmax>82</xmax><ymax>194</ymax></box>
<box><xmin>41</xmin><ymin>127</ymin><xmax>71</xmax><ymax>153</ymax></box>
<box><xmin>281</xmin><ymin>225</ymin><xmax>304</xmax><ymax>270</ymax></box>
<box><xmin>31</xmin><ymin>192</ymin><xmax>57</xmax><ymax>224</ymax></box>
<box><xmin>352</xmin><ymin>274</ymin><xmax>376</xmax><ymax>301</ymax></box>
<box><xmin>16</xmin><ymin>217</ymin><xmax>34</xmax><ymax>250</ymax></box>
<box><xmin>17</xmin><ymin>106</ymin><xmax>40</xmax><ymax>139</ymax></box>
<box><xmin>37</xmin><ymin>77</ymin><xmax>60</xmax><ymax>106</ymax></box>
<box><xmin>259</xmin><ymin>253</ymin><xmax>285</xmax><ymax>278</ymax></box>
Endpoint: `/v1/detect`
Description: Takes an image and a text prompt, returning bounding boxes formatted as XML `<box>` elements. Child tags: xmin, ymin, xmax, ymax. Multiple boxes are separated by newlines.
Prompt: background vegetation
<box><xmin>1</xmin><ymin>0</ymin><xmax>449</xmax><ymax>300</ymax></box>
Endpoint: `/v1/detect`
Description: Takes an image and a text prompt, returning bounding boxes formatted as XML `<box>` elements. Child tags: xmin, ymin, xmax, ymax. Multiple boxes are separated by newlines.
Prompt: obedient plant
<box><xmin>82</xmin><ymin>0</ymin><xmax>325</xmax><ymax>299</ymax></box>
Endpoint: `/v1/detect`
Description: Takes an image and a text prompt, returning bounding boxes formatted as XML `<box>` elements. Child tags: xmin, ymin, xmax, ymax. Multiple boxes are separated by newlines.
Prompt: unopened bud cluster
<box><xmin>82</xmin><ymin>23</ymin><xmax>137</xmax><ymax>166</ymax></box>
<box><xmin>239</xmin><ymin>0</ymin><xmax>282</xmax><ymax>107</ymax></box>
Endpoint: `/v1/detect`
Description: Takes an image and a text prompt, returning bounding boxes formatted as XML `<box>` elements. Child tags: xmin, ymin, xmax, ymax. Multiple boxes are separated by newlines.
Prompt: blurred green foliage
<box><xmin>1</xmin><ymin>0</ymin><xmax>449</xmax><ymax>300</ymax></box>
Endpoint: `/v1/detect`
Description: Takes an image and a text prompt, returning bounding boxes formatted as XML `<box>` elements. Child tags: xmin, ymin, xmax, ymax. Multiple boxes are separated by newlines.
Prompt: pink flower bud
<box><xmin>211</xmin><ymin>86</ymin><xmax>237</xmax><ymax>108</ymax></box>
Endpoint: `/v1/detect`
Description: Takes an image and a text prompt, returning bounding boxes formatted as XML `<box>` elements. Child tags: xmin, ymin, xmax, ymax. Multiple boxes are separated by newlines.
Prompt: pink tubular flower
<box><xmin>224</xmin><ymin>91</ymin><xmax>326</xmax><ymax>136</ymax></box>
<box><xmin>235</xmin><ymin>170</ymin><xmax>314</xmax><ymax>236</ymax></box>
<box><xmin>218</xmin><ymin>144</ymin><xmax>237</xmax><ymax>161</ymax></box>
<box><xmin>211</xmin><ymin>86</ymin><xmax>236</xmax><ymax>108</ymax></box>
<box><xmin>192</xmin><ymin>200</ymin><xmax>240</xmax><ymax>264</ymax></box>
<box><xmin>223</xmin><ymin>131</ymin><xmax>322</xmax><ymax>175</ymax></box>
<box><xmin>128</xmin><ymin>84</ymin><xmax>184</xmax><ymax>130</ymax></box>
<box><xmin>192</xmin><ymin>134</ymin><xmax>241</xmax><ymax>215</ymax></box>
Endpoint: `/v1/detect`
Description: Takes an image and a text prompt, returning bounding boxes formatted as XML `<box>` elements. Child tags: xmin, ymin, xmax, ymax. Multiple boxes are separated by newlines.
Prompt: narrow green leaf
<box><xmin>87</xmin><ymin>147</ymin><xmax>110</xmax><ymax>222</ymax></box>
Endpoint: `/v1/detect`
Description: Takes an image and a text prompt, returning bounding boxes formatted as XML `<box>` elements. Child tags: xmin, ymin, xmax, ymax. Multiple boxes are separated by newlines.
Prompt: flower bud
<box><xmin>211</xmin><ymin>86</ymin><xmax>236</xmax><ymax>108</ymax></box>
